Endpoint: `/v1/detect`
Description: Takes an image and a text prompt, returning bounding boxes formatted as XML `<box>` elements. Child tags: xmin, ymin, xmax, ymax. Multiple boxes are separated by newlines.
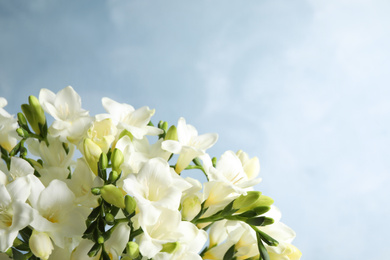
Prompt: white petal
<box><xmin>193</xmin><ymin>133</ymin><xmax>218</xmax><ymax>150</ymax></box>
<box><xmin>161</xmin><ymin>140</ymin><xmax>182</xmax><ymax>154</ymax></box>
<box><xmin>39</xmin><ymin>88</ymin><xmax>56</xmax><ymax>112</ymax></box>
<box><xmin>54</xmin><ymin>86</ymin><xmax>82</xmax><ymax>117</ymax></box>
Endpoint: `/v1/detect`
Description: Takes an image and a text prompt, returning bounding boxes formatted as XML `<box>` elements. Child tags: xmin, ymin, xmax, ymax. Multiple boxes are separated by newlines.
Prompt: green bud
<box><xmin>16</xmin><ymin>128</ymin><xmax>29</xmax><ymax>138</ymax></box>
<box><xmin>253</xmin><ymin>206</ymin><xmax>271</xmax><ymax>216</ymax></box>
<box><xmin>161</xmin><ymin>242</ymin><xmax>179</xmax><ymax>254</ymax></box>
<box><xmin>111</xmin><ymin>148</ymin><xmax>124</xmax><ymax>172</ymax></box>
<box><xmin>83</xmin><ymin>138</ymin><xmax>102</xmax><ymax>175</ymax></box>
<box><xmin>165</xmin><ymin>125</ymin><xmax>178</xmax><ymax>141</ymax></box>
<box><xmin>28</xmin><ymin>95</ymin><xmax>46</xmax><ymax>126</ymax></box>
<box><xmin>124</xmin><ymin>195</ymin><xmax>136</xmax><ymax>215</ymax></box>
<box><xmin>118</xmin><ymin>129</ymin><xmax>133</xmax><ymax>141</ymax></box>
<box><xmin>158</xmin><ymin>121</ymin><xmax>168</xmax><ymax>133</ymax></box>
<box><xmin>17</xmin><ymin>112</ymin><xmax>28</xmax><ymax>128</ymax></box>
<box><xmin>91</xmin><ymin>187</ymin><xmax>101</xmax><ymax>195</ymax></box>
<box><xmin>109</xmin><ymin>170</ymin><xmax>120</xmax><ymax>183</ymax></box>
<box><xmin>97</xmin><ymin>236</ymin><xmax>105</xmax><ymax>244</ymax></box>
<box><xmin>105</xmin><ymin>213</ymin><xmax>115</xmax><ymax>225</ymax></box>
<box><xmin>233</xmin><ymin>191</ymin><xmax>262</xmax><ymax>213</ymax></box>
<box><xmin>254</xmin><ymin>195</ymin><xmax>274</xmax><ymax>207</ymax></box>
<box><xmin>99</xmin><ymin>153</ymin><xmax>108</xmax><ymax>170</ymax></box>
<box><xmin>100</xmin><ymin>184</ymin><xmax>125</xmax><ymax>208</ymax></box>
<box><xmin>245</xmin><ymin>216</ymin><xmax>274</xmax><ymax>226</ymax></box>
<box><xmin>126</xmin><ymin>241</ymin><xmax>139</xmax><ymax>258</ymax></box>
<box><xmin>211</xmin><ymin>157</ymin><xmax>217</xmax><ymax>167</ymax></box>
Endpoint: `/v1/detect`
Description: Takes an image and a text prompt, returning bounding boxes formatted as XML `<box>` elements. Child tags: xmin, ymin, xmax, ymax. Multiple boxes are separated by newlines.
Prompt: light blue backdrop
<box><xmin>1</xmin><ymin>1</ymin><xmax>390</xmax><ymax>259</ymax></box>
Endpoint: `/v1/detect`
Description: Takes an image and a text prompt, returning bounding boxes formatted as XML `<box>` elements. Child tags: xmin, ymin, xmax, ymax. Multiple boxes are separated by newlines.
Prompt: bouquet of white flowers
<box><xmin>0</xmin><ymin>86</ymin><xmax>301</xmax><ymax>260</ymax></box>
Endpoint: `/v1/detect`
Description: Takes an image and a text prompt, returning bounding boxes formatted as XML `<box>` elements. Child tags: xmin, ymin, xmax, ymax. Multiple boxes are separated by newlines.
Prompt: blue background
<box><xmin>1</xmin><ymin>1</ymin><xmax>390</xmax><ymax>259</ymax></box>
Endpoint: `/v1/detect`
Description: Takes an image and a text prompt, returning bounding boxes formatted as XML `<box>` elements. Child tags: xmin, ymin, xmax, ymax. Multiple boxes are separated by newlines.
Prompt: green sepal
<box><xmin>88</xmin><ymin>206</ymin><xmax>101</xmax><ymax>221</ymax></box>
<box><xmin>245</xmin><ymin>216</ymin><xmax>274</xmax><ymax>226</ymax></box>
<box><xmin>223</xmin><ymin>244</ymin><xmax>236</xmax><ymax>260</ymax></box>
<box><xmin>256</xmin><ymin>232</ymin><xmax>270</xmax><ymax>260</ymax></box>
<box><xmin>87</xmin><ymin>243</ymin><xmax>101</xmax><ymax>257</ymax></box>
<box><xmin>256</xmin><ymin>229</ymin><xmax>279</xmax><ymax>247</ymax></box>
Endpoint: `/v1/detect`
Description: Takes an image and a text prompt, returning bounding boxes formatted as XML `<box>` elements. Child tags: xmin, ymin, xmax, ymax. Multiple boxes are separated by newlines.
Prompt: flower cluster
<box><xmin>0</xmin><ymin>86</ymin><xmax>301</xmax><ymax>260</ymax></box>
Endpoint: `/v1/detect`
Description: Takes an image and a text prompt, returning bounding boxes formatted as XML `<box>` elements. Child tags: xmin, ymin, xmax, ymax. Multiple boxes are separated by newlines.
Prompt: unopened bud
<box><xmin>126</xmin><ymin>241</ymin><xmax>139</xmax><ymax>258</ymax></box>
<box><xmin>17</xmin><ymin>112</ymin><xmax>28</xmax><ymax>128</ymax></box>
<box><xmin>29</xmin><ymin>231</ymin><xmax>53</xmax><ymax>260</ymax></box>
<box><xmin>233</xmin><ymin>191</ymin><xmax>262</xmax><ymax>213</ymax></box>
<box><xmin>105</xmin><ymin>213</ymin><xmax>115</xmax><ymax>225</ymax></box>
<box><xmin>83</xmin><ymin>138</ymin><xmax>102</xmax><ymax>175</ymax></box>
<box><xmin>100</xmin><ymin>184</ymin><xmax>125</xmax><ymax>208</ymax></box>
<box><xmin>124</xmin><ymin>195</ymin><xmax>136</xmax><ymax>215</ymax></box>
<box><xmin>165</xmin><ymin>125</ymin><xmax>178</xmax><ymax>141</ymax></box>
<box><xmin>16</xmin><ymin>128</ymin><xmax>29</xmax><ymax>138</ymax></box>
<box><xmin>91</xmin><ymin>187</ymin><xmax>101</xmax><ymax>195</ymax></box>
<box><xmin>108</xmin><ymin>170</ymin><xmax>120</xmax><ymax>183</ymax></box>
<box><xmin>28</xmin><ymin>95</ymin><xmax>46</xmax><ymax>126</ymax></box>
<box><xmin>99</xmin><ymin>153</ymin><xmax>108</xmax><ymax>170</ymax></box>
<box><xmin>211</xmin><ymin>157</ymin><xmax>217</xmax><ymax>167</ymax></box>
<box><xmin>111</xmin><ymin>148</ymin><xmax>124</xmax><ymax>172</ymax></box>
<box><xmin>181</xmin><ymin>195</ymin><xmax>201</xmax><ymax>221</ymax></box>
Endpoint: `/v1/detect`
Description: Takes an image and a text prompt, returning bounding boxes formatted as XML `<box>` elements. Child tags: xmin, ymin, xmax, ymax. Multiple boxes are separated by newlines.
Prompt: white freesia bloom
<box><xmin>29</xmin><ymin>230</ymin><xmax>54</xmax><ymax>260</ymax></box>
<box><xmin>39</xmin><ymin>86</ymin><xmax>92</xmax><ymax>143</ymax></box>
<box><xmin>115</xmin><ymin>135</ymin><xmax>170</xmax><ymax>176</ymax></box>
<box><xmin>66</xmin><ymin>159</ymin><xmax>103</xmax><ymax>208</ymax></box>
<box><xmin>153</xmin><ymin>220</ymin><xmax>207</xmax><ymax>260</ymax></box>
<box><xmin>0</xmin><ymin>97</ymin><xmax>19</xmax><ymax>152</ymax></box>
<box><xmin>100</xmin><ymin>97</ymin><xmax>162</xmax><ymax>139</ymax></box>
<box><xmin>134</xmin><ymin>208</ymin><xmax>184</xmax><ymax>259</ymax></box>
<box><xmin>30</xmin><ymin>180</ymin><xmax>88</xmax><ymax>249</ymax></box>
<box><xmin>71</xmin><ymin>222</ymin><xmax>130</xmax><ymax>260</ymax></box>
<box><xmin>203</xmin><ymin>151</ymin><xmax>261</xmax><ymax>193</ymax></box>
<box><xmin>0</xmin><ymin>178</ymin><xmax>34</xmax><ymax>251</ymax></box>
<box><xmin>27</xmin><ymin>136</ymin><xmax>75</xmax><ymax>186</ymax></box>
<box><xmin>86</xmin><ymin>118</ymin><xmax>117</xmax><ymax>154</ymax></box>
<box><xmin>162</xmin><ymin>117</ymin><xmax>218</xmax><ymax>173</ymax></box>
<box><xmin>123</xmin><ymin>158</ymin><xmax>190</xmax><ymax>224</ymax></box>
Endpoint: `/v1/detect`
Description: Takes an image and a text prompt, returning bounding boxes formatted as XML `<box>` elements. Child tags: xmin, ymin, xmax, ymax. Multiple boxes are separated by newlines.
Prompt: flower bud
<box><xmin>105</xmin><ymin>213</ymin><xmax>115</xmax><ymax>225</ymax></box>
<box><xmin>100</xmin><ymin>184</ymin><xmax>125</xmax><ymax>208</ymax></box>
<box><xmin>126</xmin><ymin>241</ymin><xmax>139</xmax><ymax>258</ymax></box>
<box><xmin>29</xmin><ymin>231</ymin><xmax>53</xmax><ymax>260</ymax></box>
<box><xmin>233</xmin><ymin>191</ymin><xmax>262</xmax><ymax>213</ymax></box>
<box><xmin>17</xmin><ymin>112</ymin><xmax>28</xmax><ymax>128</ymax></box>
<box><xmin>29</xmin><ymin>95</ymin><xmax>45</xmax><ymax>125</ymax></box>
<box><xmin>91</xmin><ymin>187</ymin><xmax>101</xmax><ymax>195</ymax></box>
<box><xmin>108</xmin><ymin>170</ymin><xmax>119</xmax><ymax>183</ymax></box>
<box><xmin>165</xmin><ymin>125</ymin><xmax>178</xmax><ymax>141</ymax></box>
<box><xmin>16</xmin><ymin>128</ymin><xmax>29</xmax><ymax>138</ymax></box>
<box><xmin>99</xmin><ymin>153</ymin><xmax>108</xmax><ymax>170</ymax></box>
<box><xmin>83</xmin><ymin>138</ymin><xmax>102</xmax><ymax>175</ymax></box>
<box><xmin>161</xmin><ymin>242</ymin><xmax>179</xmax><ymax>254</ymax></box>
<box><xmin>181</xmin><ymin>195</ymin><xmax>201</xmax><ymax>221</ymax></box>
<box><xmin>124</xmin><ymin>195</ymin><xmax>136</xmax><ymax>215</ymax></box>
<box><xmin>111</xmin><ymin>148</ymin><xmax>124</xmax><ymax>172</ymax></box>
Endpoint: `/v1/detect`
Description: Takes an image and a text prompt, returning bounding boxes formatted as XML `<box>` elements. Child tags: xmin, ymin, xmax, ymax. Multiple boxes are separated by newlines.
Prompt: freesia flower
<box><xmin>71</xmin><ymin>222</ymin><xmax>131</xmax><ymax>260</ymax></box>
<box><xmin>122</xmin><ymin>158</ymin><xmax>190</xmax><ymax>223</ymax></box>
<box><xmin>0</xmin><ymin>97</ymin><xmax>19</xmax><ymax>152</ymax></box>
<box><xmin>0</xmin><ymin>177</ymin><xmax>34</xmax><ymax>251</ymax></box>
<box><xmin>30</xmin><ymin>180</ymin><xmax>88</xmax><ymax>249</ymax></box>
<box><xmin>100</xmin><ymin>97</ymin><xmax>162</xmax><ymax>139</ymax></box>
<box><xmin>39</xmin><ymin>86</ymin><xmax>92</xmax><ymax>143</ymax></box>
<box><xmin>162</xmin><ymin>117</ymin><xmax>218</xmax><ymax>173</ymax></box>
